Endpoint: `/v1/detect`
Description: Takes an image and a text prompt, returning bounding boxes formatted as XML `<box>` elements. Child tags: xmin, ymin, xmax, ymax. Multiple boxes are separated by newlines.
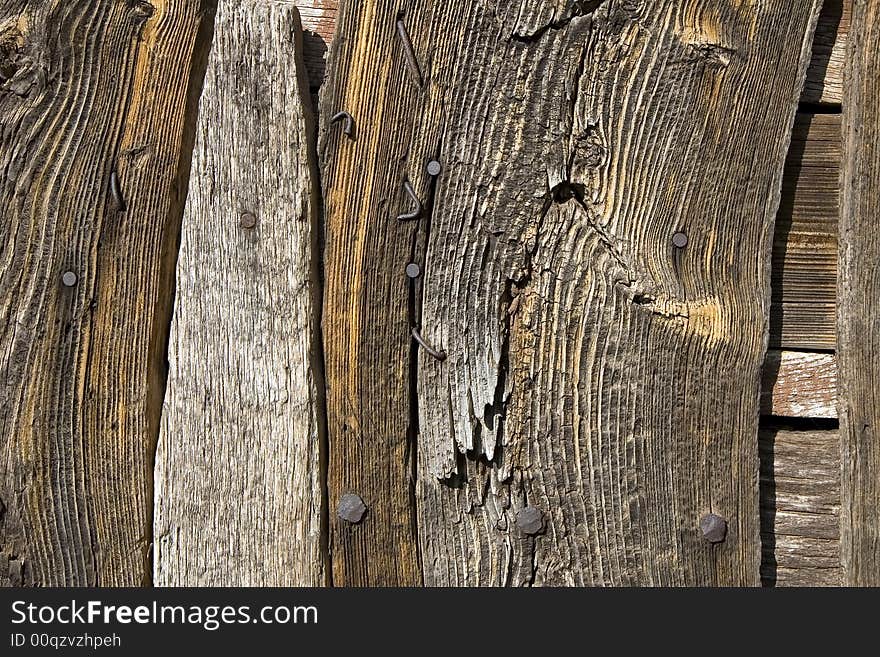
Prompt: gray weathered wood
<box><xmin>838</xmin><ymin>0</ymin><xmax>880</xmax><ymax>586</ymax></box>
<box><xmin>760</xmin><ymin>428</ymin><xmax>841</xmax><ymax>586</ymax></box>
<box><xmin>153</xmin><ymin>0</ymin><xmax>326</xmax><ymax>586</ymax></box>
<box><xmin>761</xmin><ymin>351</ymin><xmax>837</xmax><ymax>419</ymax></box>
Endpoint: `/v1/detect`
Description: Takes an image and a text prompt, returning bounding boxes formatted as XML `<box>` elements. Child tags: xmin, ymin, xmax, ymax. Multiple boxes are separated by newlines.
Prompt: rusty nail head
<box><xmin>672</xmin><ymin>232</ymin><xmax>688</xmax><ymax>248</ymax></box>
<box><xmin>240</xmin><ymin>212</ymin><xmax>257</xmax><ymax>229</ymax></box>
<box><xmin>338</xmin><ymin>493</ymin><xmax>368</xmax><ymax>524</ymax></box>
<box><xmin>62</xmin><ymin>271</ymin><xmax>78</xmax><ymax>287</ymax></box>
<box><xmin>516</xmin><ymin>506</ymin><xmax>545</xmax><ymax>536</ymax></box>
<box><xmin>426</xmin><ymin>160</ymin><xmax>442</xmax><ymax>177</ymax></box>
<box><xmin>406</xmin><ymin>263</ymin><xmax>421</xmax><ymax>279</ymax></box>
<box><xmin>700</xmin><ymin>513</ymin><xmax>727</xmax><ymax>544</ymax></box>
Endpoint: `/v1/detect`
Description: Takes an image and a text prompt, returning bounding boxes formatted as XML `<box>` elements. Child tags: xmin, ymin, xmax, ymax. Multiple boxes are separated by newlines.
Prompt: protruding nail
<box><xmin>405</xmin><ymin>263</ymin><xmax>421</xmax><ymax>279</ymax></box>
<box><xmin>62</xmin><ymin>271</ymin><xmax>78</xmax><ymax>287</ymax></box>
<box><xmin>330</xmin><ymin>111</ymin><xmax>355</xmax><ymax>138</ymax></box>
<box><xmin>397</xmin><ymin>179</ymin><xmax>423</xmax><ymax>221</ymax></box>
<box><xmin>240</xmin><ymin>212</ymin><xmax>257</xmax><ymax>229</ymax></box>
<box><xmin>338</xmin><ymin>493</ymin><xmax>368</xmax><ymax>524</ymax></box>
<box><xmin>426</xmin><ymin>159</ymin><xmax>442</xmax><ymax>177</ymax></box>
<box><xmin>672</xmin><ymin>232</ymin><xmax>688</xmax><ymax>248</ymax></box>
<box><xmin>412</xmin><ymin>326</ymin><xmax>446</xmax><ymax>361</ymax></box>
<box><xmin>396</xmin><ymin>17</ymin><xmax>423</xmax><ymax>86</ymax></box>
<box><xmin>516</xmin><ymin>506</ymin><xmax>545</xmax><ymax>536</ymax></box>
<box><xmin>700</xmin><ymin>513</ymin><xmax>727</xmax><ymax>544</ymax></box>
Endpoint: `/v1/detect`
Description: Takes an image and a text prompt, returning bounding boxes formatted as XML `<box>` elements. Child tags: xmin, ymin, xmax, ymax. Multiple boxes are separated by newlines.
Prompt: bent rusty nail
<box><xmin>396</xmin><ymin>18</ymin><xmax>423</xmax><ymax>86</ymax></box>
<box><xmin>412</xmin><ymin>327</ymin><xmax>446</xmax><ymax>361</ymax></box>
<box><xmin>330</xmin><ymin>111</ymin><xmax>355</xmax><ymax>138</ymax></box>
<box><xmin>397</xmin><ymin>179</ymin><xmax>423</xmax><ymax>221</ymax></box>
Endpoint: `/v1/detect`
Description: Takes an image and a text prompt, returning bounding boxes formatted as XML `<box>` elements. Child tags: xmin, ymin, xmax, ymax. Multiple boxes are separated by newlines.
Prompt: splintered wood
<box><xmin>321</xmin><ymin>0</ymin><xmax>822</xmax><ymax>585</ymax></box>
<box><xmin>0</xmin><ymin>0</ymin><xmax>210</xmax><ymax>586</ymax></box>
<box><xmin>153</xmin><ymin>1</ymin><xmax>326</xmax><ymax>586</ymax></box>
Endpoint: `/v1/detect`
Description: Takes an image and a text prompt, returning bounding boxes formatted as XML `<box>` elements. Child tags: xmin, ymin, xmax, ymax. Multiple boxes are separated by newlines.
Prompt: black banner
<box><xmin>0</xmin><ymin>588</ymin><xmax>860</xmax><ymax>653</ymax></box>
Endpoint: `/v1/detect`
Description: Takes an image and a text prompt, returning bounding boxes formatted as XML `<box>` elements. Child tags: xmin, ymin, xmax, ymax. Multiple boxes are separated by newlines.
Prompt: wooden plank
<box><xmin>760</xmin><ymin>428</ymin><xmax>841</xmax><ymax>586</ymax></box>
<box><xmin>0</xmin><ymin>0</ymin><xmax>210</xmax><ymax>587</ymax></box>
<box><xmin>153</xmin><ymin>1</ymin><xmax>326</xmax><ymax>586</ymax></box>
<box><xmin>838</xmin><ymin>0</ymin><xmax>880</xmax><ymax>586</ymax></box>
<box><xmin>802</xmin><ymin>0</ymin><xmax>849</xmax><ymax>105</ymax></box>
<box><xmin>771</xmin><ymin>112</ymin><xmax>839</xmax><ymax>351</ymax></box>
<box><xmin>761</xmin><ymin>351</ymin><xmax>837</xmax><ymax>419</ymax></box>
<box><xmin>321</xmin><ymin>1</ymin><xmax>820</xmax><ymax>585</ymax></box>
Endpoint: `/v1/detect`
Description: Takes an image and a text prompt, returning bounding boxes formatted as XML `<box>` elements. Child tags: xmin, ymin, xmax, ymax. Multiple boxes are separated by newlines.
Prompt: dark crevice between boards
<box><xmin>295</xmin><ymin>11</ymin><xmax>335</xmax><ymax>588</ymax></box>
<box><xmin>405</xmin><ymin>140</ymin><xmax>444</xmax><ymax>582</ymax></box>
<box><xmin>144</xmin><ymin>1</ymin><xmax>218</xmax><ymax>588</ymax></box>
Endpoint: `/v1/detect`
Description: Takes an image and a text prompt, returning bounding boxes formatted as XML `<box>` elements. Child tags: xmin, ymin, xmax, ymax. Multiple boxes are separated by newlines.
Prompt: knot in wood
<box><xmin>128</xmin><ymin>1</ymin><xmax>156</xmax><ymax>21</ymax></box>
<box><xmin>515</xmin><ymin>506</ymin><xmax>545</xmax><ymax>536</ymax></box>
<box><xmin>700</xmin><ymin>513</ymin><xmax>727</xmax><ymax>544</ymax></box>
<box><xmin>338</xmin><ymin>493</ymin><xmax>368</xmax><ymax>524</ymax></box>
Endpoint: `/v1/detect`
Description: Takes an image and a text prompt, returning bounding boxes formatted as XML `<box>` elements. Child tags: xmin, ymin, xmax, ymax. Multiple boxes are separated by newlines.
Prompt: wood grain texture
<box><xmin>838</xmin><ymin>0</ymin><xmax>880</xmax><ymax>586</ymax></box>
<box><xmin>153</xmin><ymin>0</ymin><xmax>326</xmax><ymax>586</ymax></box>
<box><xmin>304</xmin><ymin>0</ymin><xmax>843</xmax><ymax>353</ymax></box>
<box><xmin>318</xmin><ymin>1</ymin><xmax>425</xmax><ymax>588</ymax></box>
<box><xmin>319</xmin><ymin>1</ymin><xmax>820</xmax><ymax>586</ymax></box>
<box><xmin>0</xmin><ymin>0</ymin><xmax>212</xmax><ymax>587</ymax></box>
<box><xmin>770</xmin><ymin>113</ymin><xmax>839</xmax><ymax>351</ymax></box>
<box><xmin>802</xmin><ymin>0</ymin><xmax>849</xmax><ymax>105</ymax></box>
<box><xmin>760</xmin><ymin>428</ymin><xmax>841</xmax><ymax>587</ymax></box>
<box><xmin>414</xmin><ymin>0</ymin><xmax>821</xmax><ymax>587</ymax></box>
<box><xmin>761</xmin><ymin>351</ymin><xmax>837</xmax><ymax>419</ymax></box>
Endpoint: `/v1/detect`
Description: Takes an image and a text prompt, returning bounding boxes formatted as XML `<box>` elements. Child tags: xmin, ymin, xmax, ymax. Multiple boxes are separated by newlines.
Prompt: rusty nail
<box><xmin>426</xmin><ymin>159</ymin><xmax>442</xmax><ymax>177</ymax></box>
<box><xmin>700</xmin><ymin>513</ymin><xmax>727</xmax><ymax>544</ymax></box>
<box><xmin>397</xmin><ymin>179</ymin><xmax>423</xmax><ymax>221</ymax></box>
<box><xmin>330</xmin><ymin>111</ymin><xmax>355</xmax><ymax>138</ymax></box>
<box><xmin>405</xmin><ymin>263</ymin><xmax>421</xmax><ymax>279</ymax></box>
<box><xmin>395</xmin><ymin>17</ymin><xmax>423</xmax><ymax>86</ymax></box>
<box><xmin>240</xmin><ymin>212</ymin><xmax>257</xmax><ymax>229</ymax></box>
<box><xmin>110</xmin><ymin>170</ymin><xmax>126</xmax><ymax>211</ymax></box>
<box><xmin>412</xmin><ymin>326</ymin><xmax>446</xmax><ymax>361</ymax></box>
<box><xmin>338</xmin><ymin>493</ymin><xmax>368</xmax><ymax>524</ymax></box>
<box><xmin>62</xmin><ymin>271</ymin><xmax>78</xmax><ymax>287</ymax></box>
<box><xmin>516</xmin><ymin>507</ymin><xmax>545</xmax><ymax>536</ymax></box>
<box><xmin>672</xmin><ymin>231</ymin><xmax>688</xmax><ymax>248</ymax></box>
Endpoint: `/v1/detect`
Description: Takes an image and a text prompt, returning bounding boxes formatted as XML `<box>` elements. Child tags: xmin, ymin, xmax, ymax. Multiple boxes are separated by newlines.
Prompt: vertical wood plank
<box><xmin>153</xmin><ymin>0</ymin><xmax>326</xmax><ymax>586</ymax></box>
<box><xmin>838</xmin><ymin>0</ymin><xmax>880</xmax><ymax>586</ymax></box>
<box><xmin>415</xmin><ymin>1</ymin><xmax>820</xmax><ymax>586</ymax></box>
<box><xmin>318</xmin><ymin>1</ymin><xmax>425</xmax><ymax>587</ymax></box>
<box><xmin>0</xmin><ymin>0</ymin><xmax>212</xmax><ymax>586</ymax></box>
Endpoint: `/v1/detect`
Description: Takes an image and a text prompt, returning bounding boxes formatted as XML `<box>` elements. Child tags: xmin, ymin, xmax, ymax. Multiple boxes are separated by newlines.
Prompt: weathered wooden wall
<box><xmin>0</xmin><ymin>0</ymin><xmax>872</xmax><ymax>589</ymax></box>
